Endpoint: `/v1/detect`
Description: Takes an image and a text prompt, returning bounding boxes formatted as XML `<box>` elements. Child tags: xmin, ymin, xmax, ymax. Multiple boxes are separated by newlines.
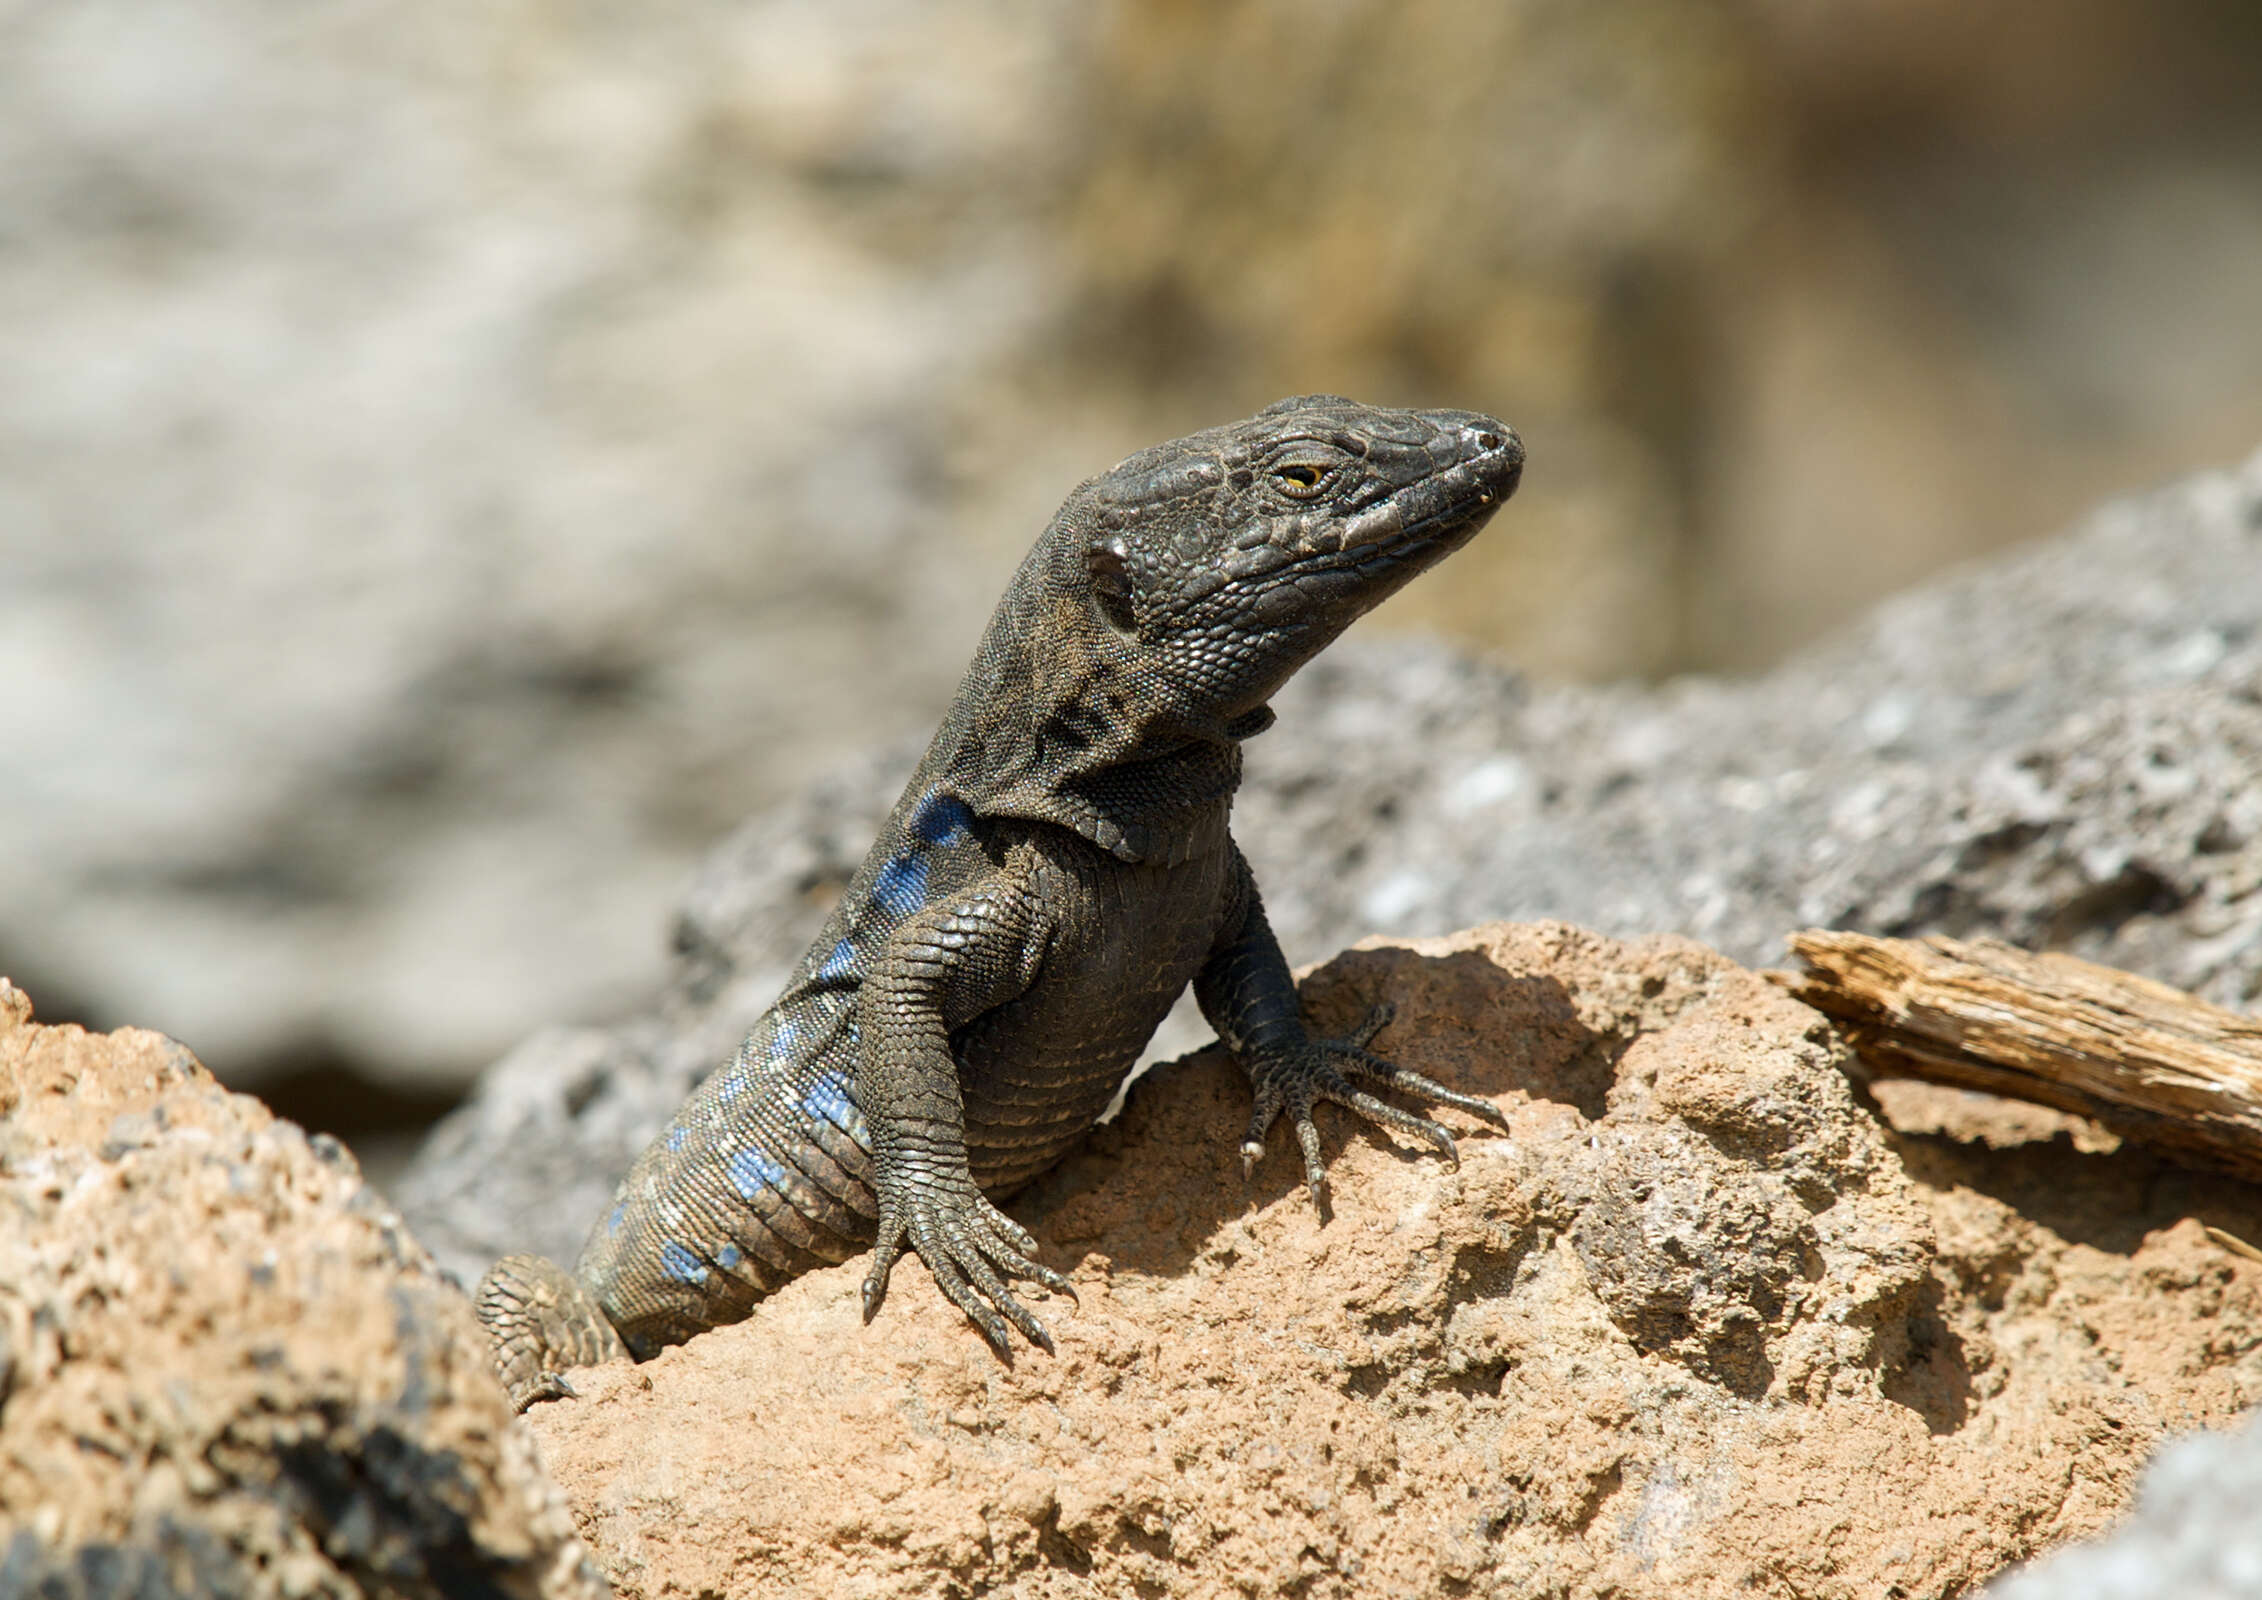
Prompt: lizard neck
<box><xmin>932</xmin><ymin>571</ymin><xmax>1245</xmax><ymax>866</ymax></box>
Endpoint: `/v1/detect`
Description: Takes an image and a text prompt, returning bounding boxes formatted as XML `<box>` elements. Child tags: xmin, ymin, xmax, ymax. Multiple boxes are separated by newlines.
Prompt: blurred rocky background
<box><xmin>4</xmin><ymin>0</ymin><xmax>2261</xmax><ymax>1167</ymax></box>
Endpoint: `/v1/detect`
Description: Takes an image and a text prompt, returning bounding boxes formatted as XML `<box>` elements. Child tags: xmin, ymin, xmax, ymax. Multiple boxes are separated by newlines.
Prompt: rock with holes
<box><xmin>0</xmin><ymin>980</ymin><xmax>604</xmax><ymax>1600</ymax></box>
<box><xmin>511</xmin><ymin>923</ymin><xmax>2262</xmax><ymax>1600</ymax></box>
<box><xmin>1560</xmin><ymin>1121</ymin><xmax>1813</xmax><ymax>1395</ymax></box>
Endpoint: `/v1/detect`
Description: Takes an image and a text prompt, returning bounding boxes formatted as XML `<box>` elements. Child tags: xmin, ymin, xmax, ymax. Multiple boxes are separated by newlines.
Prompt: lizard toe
<box><xmin>875</xmin><ymin>1172</ymin><xmax>1066</xmax><ymax>1353</ymax></box>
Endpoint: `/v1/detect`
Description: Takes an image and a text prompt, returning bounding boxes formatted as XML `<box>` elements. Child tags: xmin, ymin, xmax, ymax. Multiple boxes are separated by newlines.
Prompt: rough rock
<box><xmin>396</xmin><ymin>446</ymin><xmax>2262</xmax><ymax>1286</ymax></box>
<box><xmin>0</xmin><ymin>980</ymin><xmax>601</xmax><ymax>1599</ymax></box>
<box><xmin>514</xmin><ymin>925</ymin><xmax>2262</xmax><ymax>1600</ymax></box>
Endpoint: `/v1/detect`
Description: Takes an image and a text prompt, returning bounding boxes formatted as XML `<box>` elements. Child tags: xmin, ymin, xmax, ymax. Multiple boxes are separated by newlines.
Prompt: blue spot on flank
<box><xmin>816</xmin><ymin>939</ymin><xmax>855</xmax><ymax>982</ymax></box>
<box><xmin>802</xmin><ymin>1072</ymin><xmax>852</xmax><ymax>1124</ymax></box>
<box><xmin>872</xmin><ymin>851</ymin><xmax>928</xmax><ymax>919</ymax></box>
<box><xmin>715</xmin><ymin>1243</ymin><xmax>742</xmax><ymax>1270</ymax></box>
<box><xmin>607</xmin><ymin>1203</ymin><xmax>626</xmax><ymax>1236</ymax></box>
<box><xmin>728</xmin><ymin>1147</ymin><xmax>786</xmax><ymax>1200</ymax></box>
<box><xmin>773</xmin><ymin>1018</ymin><xmax>800</xmax><ymax>1053</ymax></box>
<box><xmin>908</xmin><ymin>789</ymin><xmax>974</xmax><ymax>847</ymax></box>
<box><xmin>660</xmin><ymin>1242</ymin><xmax>707</xmax><ymax>1285</ymax></box>
<box><xmin>666</xmin><ymin>1126</ymin><xmax>687</xmax><ymax>1152</ymax></box>
<box><xmin>718</xmin><ymin>1067</ymin><xmax>745</xmax><ymax>1102</ymax></box>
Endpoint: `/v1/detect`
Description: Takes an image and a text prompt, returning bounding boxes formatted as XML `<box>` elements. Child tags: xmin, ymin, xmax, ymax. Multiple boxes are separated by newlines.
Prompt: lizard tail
<box><xmin>476</xmin><ymin>1252</ymin><xmax>632</xmax><ymax>1413</ymax></box>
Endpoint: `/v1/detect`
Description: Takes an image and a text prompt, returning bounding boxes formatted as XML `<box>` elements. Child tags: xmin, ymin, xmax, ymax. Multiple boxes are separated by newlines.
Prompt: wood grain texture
<box><xmin>1786</xmin><ymin>930</ymin><xmax>2262</xmax><ymax>1183</ymax></box>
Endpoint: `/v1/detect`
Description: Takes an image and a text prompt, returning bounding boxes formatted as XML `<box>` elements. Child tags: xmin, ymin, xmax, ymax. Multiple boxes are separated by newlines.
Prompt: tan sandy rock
<box><xmin>522</xmin><ymin>922</ymin><xmax>2262</xmax><ymax>1598</ymax></box>
<box><xmin>0</xmin><ymin>979</ymin><xmax>604</xmax><ymax>1599</ymax></box>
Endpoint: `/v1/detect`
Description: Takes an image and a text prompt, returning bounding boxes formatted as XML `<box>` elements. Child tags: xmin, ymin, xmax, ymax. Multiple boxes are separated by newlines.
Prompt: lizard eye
<box><xmin>1271</xmin><ymin>462</ymin><xmax>1330</xmax><ymax>498</ymax></box>
<box><xmin>1087</xmin><ymin>542</ymin><xmax>1138</xmax><ymax>634</ymax></box>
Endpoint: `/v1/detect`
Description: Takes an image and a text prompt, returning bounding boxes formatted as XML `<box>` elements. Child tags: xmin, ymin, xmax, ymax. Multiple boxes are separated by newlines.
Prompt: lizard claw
<box><xmin>863</xmin><ymin>1170</ymin><xmax>1071</xmax><ymax>1355</ymax></box>
<box><xmin>1236</xmin><ymin>1002</ymin><xmax>1501</xmax><ymax>1206</ymax></box>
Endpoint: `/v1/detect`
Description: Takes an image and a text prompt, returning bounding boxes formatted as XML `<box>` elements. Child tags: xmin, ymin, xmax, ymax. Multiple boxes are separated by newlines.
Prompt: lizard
<box><xmin>476</xmin><ymin>395</ymin><xmax>1524</xmax><ymax>1409</ymax></box>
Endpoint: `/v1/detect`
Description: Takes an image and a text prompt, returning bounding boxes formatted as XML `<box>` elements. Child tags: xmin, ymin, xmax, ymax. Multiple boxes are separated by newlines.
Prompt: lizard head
<box><xmin>1066</xmin><ymin>394</ymin><xmax>1523</xmax><ymax>734</ymax></box>
<box><xmin>949</xmin><ymin>396</ymin><xmax>1521</xmax><ymax>860</ymax></box>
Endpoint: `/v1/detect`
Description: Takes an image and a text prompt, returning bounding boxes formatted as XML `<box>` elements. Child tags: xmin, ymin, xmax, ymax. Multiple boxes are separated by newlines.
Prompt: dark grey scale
<box><xmin>743</xmin><ymin>1096</ymin><xmax>873</xmax><ymax>1248</ymax></box>
<box><xmin>580</xmin><ymin>1150</ymin><xmax>787</xmax><ymax>1354</ymax></box>
<box><xmin>711</xmin><ymin>1027</ymin><xmax>872</xmax><ymax>1238</ymax></box>
<box><xmin>578</xmin><ymin>791</ymin><xmax>998</xmax><ymax>1355</ymax></box>
<box><xmin>768</xmin><ymin>1066</ymin><xmax>878</xmax><ymax>1221</ymax></box>
<box><xmin>476</xmin><ymin>397</ymin><xmax>1524</xmax><ymax>1403</ymax></box>
<box><xmin>955</xmin><ymin>824</ymin><xmax>1232</xmax><ymax>1192</ymax></box>
<box><xmin>579</xmin><ymin>996</ymin><xmax>873</xmax><ymax>1355</ymax></box>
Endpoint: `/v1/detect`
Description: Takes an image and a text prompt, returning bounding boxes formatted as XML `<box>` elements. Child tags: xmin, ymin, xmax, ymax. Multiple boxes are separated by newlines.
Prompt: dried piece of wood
<box><xmin>1785</xmin><ymin>930</ymin><xmax>2262</xmax><ymax>1184</ymax></box>
<box><xmin>2207</xmin><ymin>1225</ymin><xmax>2262</xmax><ymax>1263</ymax></box>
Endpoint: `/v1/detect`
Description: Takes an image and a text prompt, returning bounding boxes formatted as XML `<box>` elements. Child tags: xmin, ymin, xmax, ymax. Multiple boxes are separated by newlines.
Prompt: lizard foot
<box><xmin>476</xmin><ymin>1252</ymin><xmax>632</xmax><ymax>1413</ymax></box>
<box><xmin>862</xmin><ymin>1170</ymin><xmax>1075</xmax><ymax>1356</ymax></box>
<box><xmin>1237</xmin><ymin>1002</ymin><xmax>1509</xmax><ymax>1207</ymax></box>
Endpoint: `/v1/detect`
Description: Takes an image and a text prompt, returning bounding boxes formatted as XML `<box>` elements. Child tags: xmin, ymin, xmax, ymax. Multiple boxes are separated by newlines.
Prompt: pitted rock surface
<box><xmin>516</xmin><ymin>925</ymin><xmax>2262</xmax><ymax>1600</ymax></box>
<box><xmin>0</xmin><ymin>980</ymin><xmax>602</xmax><ymax>1600</ymax></box>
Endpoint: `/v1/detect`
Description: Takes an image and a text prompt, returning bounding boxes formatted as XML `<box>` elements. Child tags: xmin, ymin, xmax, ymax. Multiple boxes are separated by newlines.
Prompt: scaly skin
<box><xmin>477</xmin><ymin>396</ymin><xmax>1524</xmax><ymax>1407</ymax></box>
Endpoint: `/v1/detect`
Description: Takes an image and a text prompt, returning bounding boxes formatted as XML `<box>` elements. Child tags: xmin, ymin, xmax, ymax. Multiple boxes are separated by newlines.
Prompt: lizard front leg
<box><xmin>856</xmin><ymin>874</ymin><xmax>1076</xmax><ymax>1353</ymax></box>
<box><xmin>1196</xmin><ymin>846</ymin><xmax>1508</xmax><ymax>1205</ymax></box>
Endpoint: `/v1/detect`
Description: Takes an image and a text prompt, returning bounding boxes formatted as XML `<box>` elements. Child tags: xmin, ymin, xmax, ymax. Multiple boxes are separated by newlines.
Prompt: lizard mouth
<box><xmin>1253</xmin><ymin>497</ymin><xmax>1504</xmax><ymax>621</ymax></box>
<box><xmin>1295</xmin><ymin>447</ymin><xmax>1522</xmax><ymax>580</ymax></box>
<box><xmin>1335</xmin><ymin>424</ymin><xmax>1523</xmax><ymax>560</ymax></box>
<box><xmin>1381</xmin><ymin>481</ymin><xmax>1516</xmax><ymax>557</ymax></box>
<box><xmin>1218</xmin><ymin>415</ymin><xmax>1521</xmax><ymax>628</ymax></box>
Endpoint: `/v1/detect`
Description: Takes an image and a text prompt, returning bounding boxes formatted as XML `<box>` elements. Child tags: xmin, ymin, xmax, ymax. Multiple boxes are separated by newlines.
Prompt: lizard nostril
<box><xmin>1474</xmin><ymin>431</ymin><xmax>1504</xmax><ymax>453</ymax></box>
